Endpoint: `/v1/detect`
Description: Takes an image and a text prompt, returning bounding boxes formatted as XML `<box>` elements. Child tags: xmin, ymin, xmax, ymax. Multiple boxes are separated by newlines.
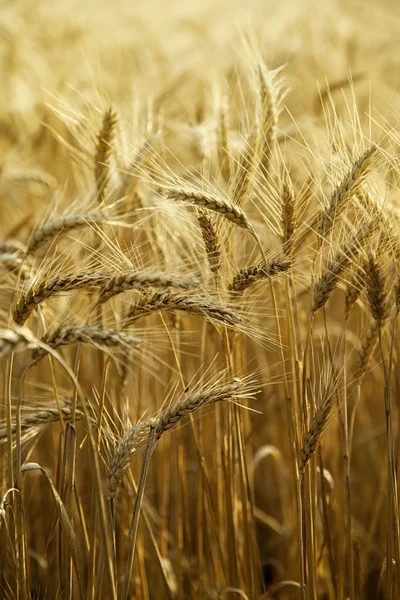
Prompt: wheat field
<box><xmin>1</xmin><ymin>0</ymin><xmax>400</xmax><ymax>598</ymax></box>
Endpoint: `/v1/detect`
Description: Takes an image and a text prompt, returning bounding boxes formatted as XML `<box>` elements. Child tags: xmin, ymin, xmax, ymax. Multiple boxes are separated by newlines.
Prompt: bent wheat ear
<box><xmin>126</xmin><ymin>290</ymin><xmax>241</xmax><ymax>327</ymax></box>
<box><xmin>166</xmin><ymin>188</ymin><xmax>253</xmax><ymax>230</ymax></box>
<box><xmin>197</xmin><ymin>209</ymin><xmax>221</xmax><ymax>274</ymax></box>
<box><xmin>98</xmin><ymin>270</ymin><xmax>199</xmax><ymax>305</ymax></box>
<box><xmin>229</xmin><ymin>256</ymin><xmax>291</xmax><ymax>293</ymax></box>
<box><xmin>13</xmin><ymin>271</ymin><xmax>107</xmax><ymax>325</ymax></box>
<box><xmin>27</xmin><ymin>211</ymin><xmax>107</xmax><ymax>254</ymax></box>
<box><xmin>0</xmin><ymin>401</ymin><xmax>84</xmax><ymax>444</ymax></box>
<box><xmin>0</xmin><ymin>327</ymin><xmax>37</xmax><ymax>358</ymax></box>
<box><xmin>0</xmin><ymin>254</ymin><xmax>32</xmax><ymax>278</ymax></box>
<box><xmin>0</xmin><ymin>240</ymin><xmax>27</xmax><ymax>257</ymax></box>
<box><xmin>31</xmin><ymin>325</ymin><xmax>142</xmax><ymax>365</ymax></box>
<box><xmin>108</xmin><ymin>378</ymin><xmax>257</xmax><ymax>497</ymax></box>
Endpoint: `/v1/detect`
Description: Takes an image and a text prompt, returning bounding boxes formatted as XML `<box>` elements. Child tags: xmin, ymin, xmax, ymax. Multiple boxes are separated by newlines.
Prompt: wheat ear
<box><xmin>281</xmin><ymin>178</ymin><xmax>297</xmax><ymax>257</ymax></box>
<box><xmin>0</xmin><ymin>328</ymin><xmax>37</xmax><ymax>358</ymax></box>
<box><xmin>258</xmin><ymin>62</ymin><xmax>278</xmax><ymax>176</ymax></box>
<box><xmin>31</xmin><ymin>325</ymin><xmax>142</xmax><ymax>365</ymax></box>
<box><xmin>108</xmin><ymin>378</ymin><xmax>257</xmax><ymax>498</ymax></box>
<box><xmin>13</xmin><ymin>271</ymin><xmax>107</xmax><ymax>325</ymax></box>
<box><xmin>300</xmin><ymin>384</ymin><xmax>336</xmax><ymax>475</ymax></box>
<box><xmin>125</xmin><ymin>290</ymin><xmax>241</xmax><ymax>327</ymax></box>
<box><xmin>318</xmin><ymin>145</ymin><xmax>377</xmax><ymax>238</ymax></box>
<box><xmin>94</xmin><ymin>108</ymin><xmax>117</xmax><ymax>201</ymax></box>
<box><xmin>0</xmin><ymin>401</ymin><xmax>84</xmax><ymax>444</ymax></box>
<box><xmin>229</xmin><ymin>256</ymin><xmax>291</xmax><ymax>294</ymax></box>
<box><xmin>197</xmin><ymin>209</ymin><xmax>221</xmax><ymax>274</ymax></box>
<box><xmin>98</xmin><ymin>270</ymin><xmax>199</xmax><ymax>305</ymax></box>
<box><xmin>312</xmin><ymin>226</ymin><xmax>371</xmax><ymax>313</ymax></box>
<box><xmin>27</xmin><ymin>211</ymin><xmax>107</xmax><ymax>254</ymax></box>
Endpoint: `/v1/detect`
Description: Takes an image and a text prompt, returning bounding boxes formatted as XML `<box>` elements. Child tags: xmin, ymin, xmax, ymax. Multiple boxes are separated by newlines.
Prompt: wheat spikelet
<box><xmin>0</xmin><ymin>254</ymin><xmax>31</xmax><ymax>278</ymax></box>
<box><xmin>318</xmin><ymin>145</ymin><xmax>377</xmax><ymax>238</ymax></box>
<box><xmin>281</xmin><ymin>178</ymin><xmax>297</xmax><ymax>257</ymax></box>
<box><xmin>0</xmin><ymin>401</ymin><xmax>84</xmax><ymax>444</ymax></box>
<box><xmin>125</xmin><ymin>290</ymin><xmax>241</xmax><ymax>327</ymax></box>
<box><xmin>2</xmin><ymin>168</ymin><xmax>57</xmax><ymax>189</ymax></box>
<box><xmin>258</xmin><ymin>62</ymin><xmax>278</xmax><ymax>176</ymax></box>
<box><xmin>31</xmin><ymin>325</ymin><xmax>142</xmax><ymax>365</ymax></box>
<box><xmin>94</xmin><ymin>108</ymin><xmax>117</xmax><ymax>201</ymax></box>
<box><xmin>27</xmin><ymin>211</ymin><xmax>107</xmax><ymax>254</ymax></box>
<box><xmin>312</xmin><ymin>226</ymin><xmax>371</xmax><ymax>313</ymax></box>
<box><xmin>218</xmin><ymin>96</ymin><xmax>231</xmax><ymax>181</ymax></box>
<box><xmin>232</xmin><ymin>127</ymin><xmax>259</xmax><ymax>206</ymax></box>
<box><xmin>345</xmin><ymin>265</ymin><xmax>365</xmax><ymax>318</ymax></box>
<box><xmin>300</xmin><ymin>385</ymin><xmax>336</xmax><ymax>474</ymax></box>
<box><xmin>13</xmin><ymin>271</ymin><xmax>107</xmax><ymax>325</ymax></box>
<box><xmin>229</xmin><ymin>256</ymin><xmax>291</xmax><ymax>293</ymax></box>
<box><xmin>0</xmin><ymin>240</ymin><xmax>27</xmax><ymax>258</ymax></box>
<box><xmin>353</xmin><ymin>320</ymin><xmax>381</xmax><ymax>381</ymax></box>
<box><xmin>166</xmin><ymin>188</ymin><xmax>253</xmax><ymax>230</ymax></box>
<box><xmin>108</xmin><ymin>378</ymin><xmax>257</xmax><ymax>497</ymax></box>
<box><xmin>0</xmin><ymin>327</ymin><xmax>37</xmax><ymax>358</ymax></box>
<box><xmin>98</xmin><ymin>270</ymin><xmax>199</xmax><ymax>305</ymax></box>
<box><xmin>197</xmin><ymin>209</ymin><xmax>221</xmax><ymax>274</ymax></box>
<box><xmin>364</xmin><ymin>252</ymin><xmax>387</xmax><ymax>328</ymax></box>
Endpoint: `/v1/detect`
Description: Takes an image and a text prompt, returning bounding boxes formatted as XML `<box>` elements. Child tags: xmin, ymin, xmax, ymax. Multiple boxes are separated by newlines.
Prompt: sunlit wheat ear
<box><xmin>0</xmin><ymin>240</ymin><xmax>27</xmax><ymax>257</ymax></box>
<box><xmin>97</xmin><ymin>270</ymin><xmax>199</xmax><ymax>305</ymax></box>
<box><xmin>94</xmin><ymin>107</ymin><xmax>117</xmax><ymax>202</ymax></box>
<box><xmin>229</xmin><ymin>256</ymin><xmax>291</xmax><ymax>294</ymax></box>
<box><xmin>281</xmin><ymin>177</ymin><xmax>297</xmax><ymax>257</ymax></box>
<box><xmin>26</xmin><ymin>210</ymin><xmax>108</xmax><ymax>255</ymax></box>
<box><xmin>165</xmin><ymin>188</ymin><xmax>253</xmax><ymax>229</ymax></box>
<box><xmin>300</xmin><ymin>383</ymin><xmax>336</xmax><ymax>475</ymax></box>
<box><xmin>197</xmin><ymin>209</ymin><xmax>221</xmax><ymax>274</ymax></box>
<box><xmin>0</xmin><ymin>327</ymin><xmax>38</xmax><ymax>358</ymax></box>
<box><xmin>30</xmin><ymin>325</ymin><xmax>142</xmax><ymax>366</ymax></box>
<box><xmin>107</xmin><ymin>378</ymin><xmax>258</xmax><ymax>498</ymax></box>
<box><xmin>232</xmin><ymin>126</ymin><xmax>259</xmax><ymax>207</ymax></box>
<box><xmin>218</xmin><ymin>95</ymin><xmax>231</xmax><ymax>181</ymax></box>
<box><xmin>0</xmin><ymin>253</ymin><xmax>32</xmax><ymax>278</ymax></box>
<box><xmin>0</xmin><ymin>400</ymin><xmax>84</xmax><ymax>445</ymax></box>
<box><xmin>125</xmin><ymin>290</ymin><xmax>241</xmax><ymax>327</ymax></box>
<box><xmin>353</xmin><ymin>320</ymin><xmax>381</xmax><ymax>381</ymax></box>
<box><xmin>364</xmin><ymin>252</ymin><xmax>388</xmax><ymax>328</ymax></box>
<box><xmin>165</xmin><ymin>187</ymin><xmax>267</xmax><ymax>263</ymax></box>
<box><xmin>317</xmin><ymin>145</ymin><xmax>377</xmax><ymax>239</ymax></box>
<box><xmin>312</xmin><ymin>225</ymin><xmax>371</xmax><ymax>314</ymax></box>
<box><xmin>345</xmin><ymin>265</ymin><xmax>365</xmax><ymax>318</ymax></box>
<box><xmin>258</xmin><ymin>62</ymin><xmax>278</xmax><ymax>177</ymax></box>
<box><xmin>13</xmin><ymin>271</ymin><xmax>107</xmax><ymax>325</ymax></box>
